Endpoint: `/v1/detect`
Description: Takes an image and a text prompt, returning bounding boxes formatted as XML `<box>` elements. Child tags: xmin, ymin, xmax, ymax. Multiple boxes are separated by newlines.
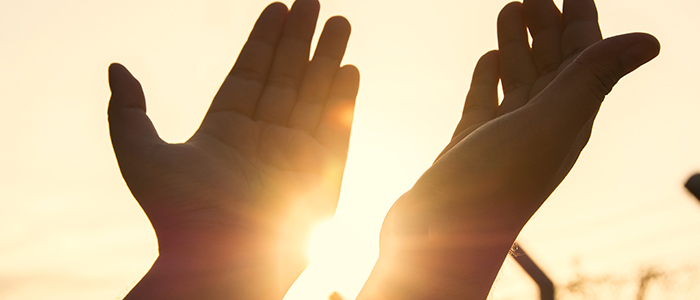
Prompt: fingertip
<box><xmin>291</xmin><ymin>0</ymin><xmax>320</xmax><ymax>14</ymax></box>
<box><xmin>332</xmin><ymin>65</ymin><xmax>360</xmax><ymax>110</ymax></box>
<box><xmin>326</xmin><ymin>15</ymin><xmax>352</xmax><ymax>33</ymax></box>
<box><xmin>109</xmin><ymin>62</ymin><xmax>124</xmax><ymax>73</ymax></box>
<box><xmin>265</xmin><ymin>2</ymin><xmax>289</xmax><ymax>15</ymax></box>
<box><xmin>475</xmin><ymin>50</ymin><xmax>500</xmax><ymax>79</ymax></box>
<box><xmin>498</xmin><ymin>1</ymin><xmax>524</xmax><ymax>22</ymax></box>
<box><xmin>503</xmin><ymin>1</ymin><xmax>524</xmax><ymax>11</ymax></box>
<box><xmin>337</xmin><ymin>64</ymin><xmax>361</xmax><ymax>91</ymax></box>
<box><xmin>497</xmin><ymin>2</ymin><xmax>529</xmax><ymax>50</ymax></box>
<box><xmin>304</xmin><ymin>0</ymin><xmax>321</xmax><ymax>9</ymax></box>
<box><xmin>326</xmin><ymin>16</ymin><xmax>352</xmax><ymax>42</ymax></box>
<box><xmin>481</xmin><ymin>50</ymin><xmax>500</xmax><ymax>62</ymax></box>
<box><xmin>472</xmin><ymin>50</ymin><xmax>500</xmax><ymax>81</ymax></box>
<box><xmin>474</xmin><ymin>50</ymin><xmax>500</xmax><ymax>78</ymax></box>
<box><xmin>562</xmin><ymin>0</ymin><xmax>598</xmax><ymax>22</ymax></box>
<box><xmin>314</xmin><ymin>16</ymin><xmax>352</xmax><ymax>60</ymax></box>
<box><xmin>620</xmin><ymin>33</ymin><xmax>660</xmax><ymax>74</ymax></box>
<box><xmin>109</xmin><ymin>62</ymin><xmax>126</xmax><ymax>79</ymax></box>
<box><xmin>575</xmin><ymin>33</ymin><xmax>660</xmax><ymax>76</ymax></box>
<box><xmin>258</xmin><ymin>2</ymin><xmax>289</xmax><ymax>27</ymax></box>
<box><xmin>107</xmin><ymin>62</ymin><xmax>146</xmax><ymax>112</ymax></box>
<box><xmin>109</xmin><ymin>62</ymin><xmax>134</xmax><ymax>80</ymax></box>
<box><xmin>108</xmin><ymin>62</ymin><xmax>132</xmax><ymax>93</ymax></box>
<box><xmin>340</xmin><ymin>64</ymin><xmax>359</xmax><ymax>77</ymax></box>
<box><xmin>523</xmin><ymin>0</ymin><xmax>561</xmax><ymax>15</ymax></box>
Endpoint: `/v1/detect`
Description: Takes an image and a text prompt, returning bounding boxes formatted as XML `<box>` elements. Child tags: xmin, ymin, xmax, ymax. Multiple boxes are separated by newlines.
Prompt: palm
<box><xmin>439</xmin><ymin>0</ymin><xmax>605</xmax><ymax>177</ymax></box>
<box><xmin>425</xmin><ymin>0</ymin><xmax>622</xmax><ymax>214</ymax></box>
<box><xmin>186</xmin><ymin>112</ymin><xmax>346</xmax><ymax>221</ymax></box>
<box><xmin>109</xmin><ymin>1</ymin><xmax>359</xmax><ymax>299</ymax></box>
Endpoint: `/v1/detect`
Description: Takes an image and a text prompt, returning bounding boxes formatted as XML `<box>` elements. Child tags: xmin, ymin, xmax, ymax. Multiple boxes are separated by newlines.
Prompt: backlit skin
<box><xmin>111</xmin><ymin>1</ymin><xmax>358</xmax><ymax>299</ymax></box>
<box><xmin>358</xmin><ymin>0</ymin><xmax>658</xmax><ymax>299</ymax></box>
<box><xmin>109</xmin><ymin>0</ymin><xmax>659</xmax><ymax>299</ymax></box>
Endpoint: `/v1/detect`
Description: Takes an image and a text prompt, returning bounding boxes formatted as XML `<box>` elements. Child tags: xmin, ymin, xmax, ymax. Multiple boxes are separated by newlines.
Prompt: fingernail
<box><xmin>620</xmin><ymin>38</ymin><xmax>660</xmax><ymax>74</ymax></box>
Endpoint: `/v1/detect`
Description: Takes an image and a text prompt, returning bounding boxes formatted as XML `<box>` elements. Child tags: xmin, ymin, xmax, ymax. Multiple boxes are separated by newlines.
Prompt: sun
<box><xmin>283</xmin><ymin>218</ymin><xmax>379</xmax><ymax>300</ymax></box>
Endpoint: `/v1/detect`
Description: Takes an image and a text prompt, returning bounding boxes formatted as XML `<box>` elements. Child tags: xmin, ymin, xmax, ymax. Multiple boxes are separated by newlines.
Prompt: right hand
<box><xmin>110</xmin><ymin>1</ymin><xmax>359</xmax><ymax>299</ymax></box>
<box><xmin>359</xmin><ymin>0</ymin><xmax>659</xmax><ymax>299</ymax></box>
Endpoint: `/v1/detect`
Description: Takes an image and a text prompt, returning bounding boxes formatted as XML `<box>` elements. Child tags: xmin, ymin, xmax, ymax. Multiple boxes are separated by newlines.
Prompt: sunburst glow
<box><xmin>283</xmin><ymin>219</ymin><xmax>379</xmax><ymax>300</ymax></box>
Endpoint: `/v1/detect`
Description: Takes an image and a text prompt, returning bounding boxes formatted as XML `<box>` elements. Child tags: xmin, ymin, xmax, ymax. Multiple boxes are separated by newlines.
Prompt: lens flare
<box><xmin>283</xmin><ymin>219</ymin><xmax>379</xmax><ymax>300</ymax></box>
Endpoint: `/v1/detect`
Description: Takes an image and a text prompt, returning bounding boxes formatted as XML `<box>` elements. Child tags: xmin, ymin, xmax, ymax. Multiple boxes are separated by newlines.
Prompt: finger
<box><xmin>254</xmin><ymin>0</ymin><xmax>321</xmax><ymax>125</ymax></box>
<box><xmin>523</xmin><ymin>0</ymin><xmax>562</xmax><ymax>75</ymax></box>
<box><xmin>107</xmin><ymin>63</ymin><xmax>164</xmax><ymax>165</ymax></box>
<box><xmin>314</xmin><ymin>64</ymin><xmax>360</xmax><ymax>159</ymax></box>
<box><xmin>436</xmin><ymin>51</ymin><xmax>500</xmax><ymax>161</ymax></box>
<box><xmin>454</xmin><ymin>50</ymin><xmax>500</xmax><ymax>136</ymax></box>
<box><xmin>207</xmin><ymin>2</ymin><xmax>288</xmax><ymax>116</ymax></box>
<box><xmin>288</xmin><ymin>16</ymin><xmax>352</xmax><ymax>133</ymax></box>
<box><xmin>561</xmin><ymin>0</ymin><xmax>602</xmax><ymax>60</ymax></box>
<box><xmin>497</xmin><ymin>2</ymin><xmax>538</xmax><ymax>115</ymax></box>
<box><xmin>527</xmin><ymin>33</ymin><xmax>659</xmax><ymax>138</ymax></box>
<box><xmin>453</xmin><ymin>50</ymin><xmax>498</xmax><ymax>137</ymax></box>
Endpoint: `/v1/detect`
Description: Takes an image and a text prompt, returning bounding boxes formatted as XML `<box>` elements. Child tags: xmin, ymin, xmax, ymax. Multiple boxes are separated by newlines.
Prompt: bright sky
<box><xmin>1</xmin><ymin>0</ymin><xmax>699</xmax><ymax>299</ymax></box>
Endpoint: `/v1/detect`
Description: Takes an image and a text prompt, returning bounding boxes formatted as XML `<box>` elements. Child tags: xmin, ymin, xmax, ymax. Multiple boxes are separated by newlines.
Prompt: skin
<box><xmin>111</xmin><ymin>0</ymin><xmax>659</xmax><ymax>299</ymax></box>
<box><xmin>109</xmin><ymin>1</ymin><xmax>359</xmax><ymax>299</ymax></box>
<box><xmin>357</xmin><ymin>0</ymin><xmax>659</xmax><ymax>299</ymax></box>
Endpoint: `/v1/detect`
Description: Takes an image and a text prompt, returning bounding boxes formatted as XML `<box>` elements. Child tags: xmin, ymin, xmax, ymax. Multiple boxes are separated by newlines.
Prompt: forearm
<box><xmin>357</xmin><ymin>190</ymin><xmax>526</xmax><ymax>300</ymax></box>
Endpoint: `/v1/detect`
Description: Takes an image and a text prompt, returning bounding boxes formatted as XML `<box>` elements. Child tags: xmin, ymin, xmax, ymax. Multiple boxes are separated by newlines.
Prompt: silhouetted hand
<box><xmin>359</xmin><ymin>0</ymin><xmax>659</xmax><ymax>299</ymax></box>
<box><xmin>109</xmin><ymin>1</ymin><xmax>358</xmax><ymax>299</ymax></box>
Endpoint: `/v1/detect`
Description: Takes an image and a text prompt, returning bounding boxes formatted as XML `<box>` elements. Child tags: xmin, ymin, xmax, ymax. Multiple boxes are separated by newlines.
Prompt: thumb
<box><xmin>107</xmin><ymin>63</ymin><xmax>163</xmax><ymax>166</ymax></box>
<box><xmin>530</xmin><ymin>32</ymin><xmax>660</xmax><ymax>132</ymax></box>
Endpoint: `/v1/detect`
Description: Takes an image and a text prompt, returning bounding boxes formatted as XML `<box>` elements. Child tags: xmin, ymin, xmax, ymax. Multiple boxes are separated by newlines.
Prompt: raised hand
<box><xmin>109</xmin><ymin>1</ymin><xmax>359</xmax><ymax>299</ymax></box>
<box><xmin>359</xmin><ymin>0</ymin><xmax>659</xmax><ymax>299</ymax></box>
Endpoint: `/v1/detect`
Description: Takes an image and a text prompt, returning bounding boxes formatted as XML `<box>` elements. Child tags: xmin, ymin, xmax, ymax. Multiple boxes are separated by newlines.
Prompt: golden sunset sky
<box><xmin>1</xmin><ymin>0</ymin><xmax>699</xmax><ymax>299</ymax></box>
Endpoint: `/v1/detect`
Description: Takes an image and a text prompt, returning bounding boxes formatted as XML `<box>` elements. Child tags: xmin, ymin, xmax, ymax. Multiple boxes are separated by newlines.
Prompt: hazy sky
<box><xmin>1</xmin><ymin>0</ymin><xmax>699</xmax><ymax>299</ymax></box>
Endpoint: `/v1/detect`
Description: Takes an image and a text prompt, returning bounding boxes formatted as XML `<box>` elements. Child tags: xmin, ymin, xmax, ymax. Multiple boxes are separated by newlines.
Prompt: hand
<box><xmin>108</xmin><ymin>1</ymin><xmax>359</xmax><ymax>299</ymax></box>
<box><xmin>359</xmin><ymin>0</ymin><xmax>659</xmax><ymax>299</ymax></box>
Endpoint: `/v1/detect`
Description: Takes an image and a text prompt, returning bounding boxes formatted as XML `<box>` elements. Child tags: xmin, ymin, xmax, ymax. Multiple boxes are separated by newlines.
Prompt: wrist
<box><xmin>124</xmin><ymin>224</ymin><xmax>292</xmax><ymax>300</ymax></box>
<box><xmin>125</xmin><ymin>241</ymin><xmax>289</xmax><ymax>300</ymax></box>
<box><xmin>359</xmin><ymin>189</ymin><xmax>524</xmax><ymax>300</ymax></box>
<box><xmin>380</xmin><ymin>188</ymin><xmax>525</xmax><ymax>244</ymax></box>
<box><xmin>123</xmin><ymin>254</ymin><xmax>273</xmax><ymax>300</ymax></box>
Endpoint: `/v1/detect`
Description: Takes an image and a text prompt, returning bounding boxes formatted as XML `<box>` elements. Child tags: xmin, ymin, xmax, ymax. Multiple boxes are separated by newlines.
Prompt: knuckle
<box><xmin>302</xmin><ymin>93</ymin><xmax>325</xmax><ymax>105</ymax></box>
<box><xmin>539</xmin><ymin>61</ymin><xmax>561</xmax><ymax>75</ymax></box>
<box><xmin>574</xmin><ymin>60</ymin><xmax>621</xmax><ymax>102</ymax></box>
<box><xmin>502</xmin><ymin>78</ymin><xmax>532</xmax><ymax>94</ymax></box>
<box><xmin>227</xmin><ymin>67</ymin><xmax>265</xmax><ymax>85</ymax></box>
<box><xmin>266</xmin><ymin>71</ymin><xmax>301</xmax><ymax>91</ymax></box>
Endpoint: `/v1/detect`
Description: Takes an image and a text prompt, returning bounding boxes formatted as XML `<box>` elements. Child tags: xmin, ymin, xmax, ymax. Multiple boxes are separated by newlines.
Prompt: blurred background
<box><xmin>1</xmin><ymin>0</ymin><xmax>698</xmax><ymax>299</ymax></box>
